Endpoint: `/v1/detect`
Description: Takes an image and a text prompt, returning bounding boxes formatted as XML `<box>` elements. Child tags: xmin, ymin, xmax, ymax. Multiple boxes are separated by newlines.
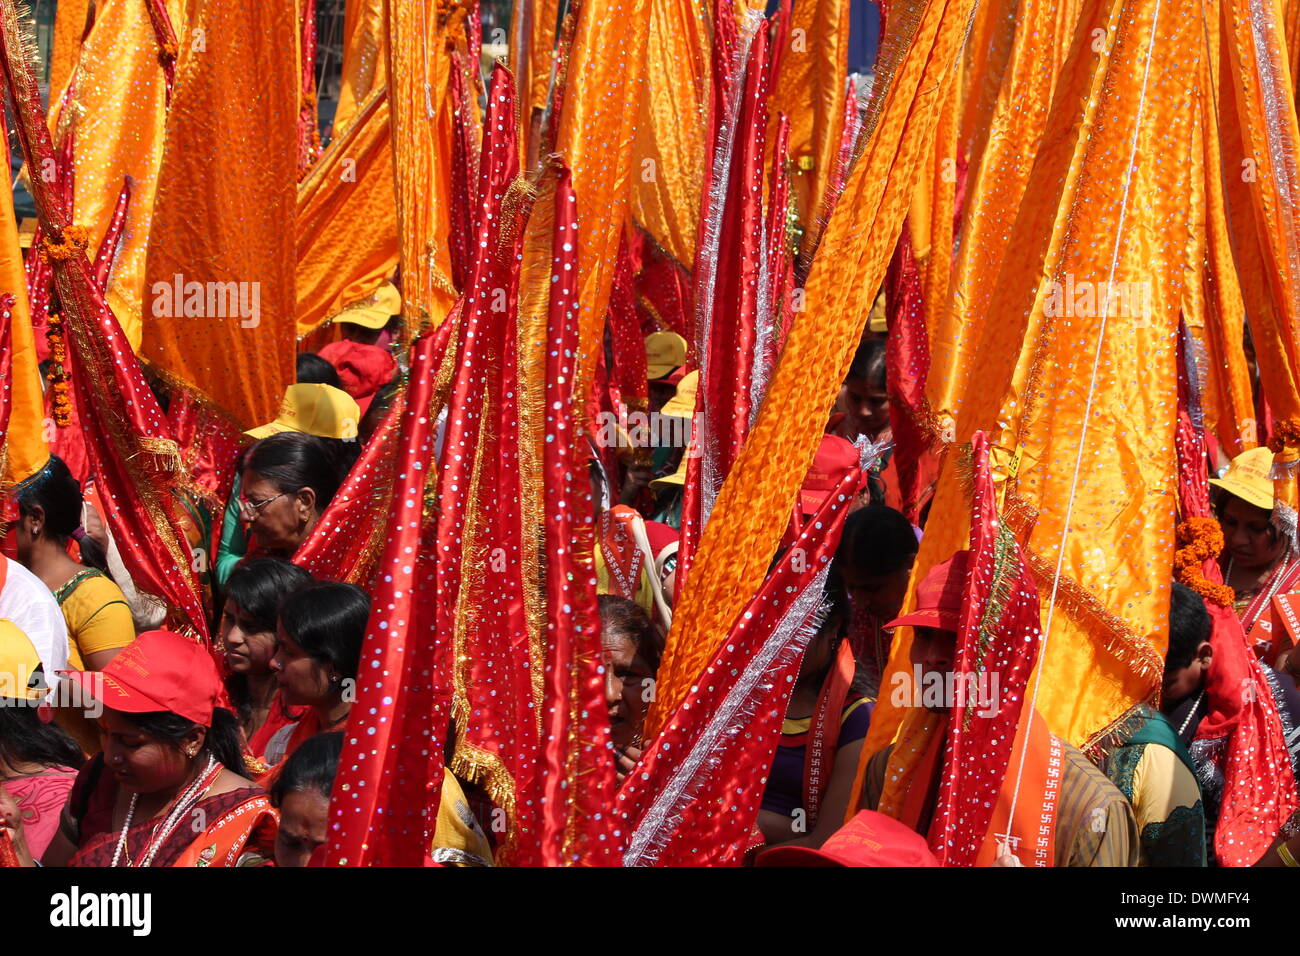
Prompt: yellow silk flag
<box><xmin>555</xmin><ymin>0</ymin><xmax>653</xmax><ymax>389</ymax></box>
<box><xmin>48</xmin><ymin>0</ymin><xmax>89</xmax><ymax>106</ymax></box>
<box><xmin>867</xmin><ymin>0</ymin><xmax>1202</xmax><ymax>757</ymax></box>
<box><xmin>767</xmin><ymin>0</ymin><xmax>850</xmax><ymax>232</ymax></box>
<box><xmin>296</xmin><ymin>89</ymin><xmax>399</xmax><ymax>338</ymax></box>
<box><xmin>927</xmin><ymin>0</ymin><xmax>1082</xmax><ymax>432</ymax></box>
<box><xmin>648</xmin><ymin>0</ymin><xmax>978</xmax><ymax>734</ymax></box>
<box><xmin>0</xmin><ymin>138</ymin><xmax>48</xmax><ymax>486</ymax></box>
<box><xmin>386</xmin><ymin>0</ymin><xmax>460</xmax><ymax>330</ymax></box>
<box><xmin>143</xmin><ymin>0</ymin><xmax>298</xmax><ymax>429</ymax></box>
<box><xmin>49</xmin><ymin>0</ymin><xmax>185</xmax><ymax>351</ymax></box>
<box><xmin>511</xmin><ymin>0</ymin><xmax>560</xmax><ymax>163</ymax></box>
<box><xmin>1218</xmin><ymin>0</ymin><xmax>1300</xmax><ymax>533</ymax></box>
<box><xmin>1184</xmin><ymin>34</ymin><xmax>1255</xmax><ymax>459</ymax></box>
<box><xmin>632</xmin><ymin>0</ymin><xmax>710</xmax><ymax>268</ymax></box>
<box><xmin>333</xmin><ymin>0</ymin><xmax>387</xmax><ymax>134</ymax></box>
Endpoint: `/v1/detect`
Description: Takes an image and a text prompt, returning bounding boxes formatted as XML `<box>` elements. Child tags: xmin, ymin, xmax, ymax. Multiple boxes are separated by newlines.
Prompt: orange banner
<box><xmin>143</xmin><ymin>0</ymin><xmax>298</xmax><ymax>429</ymax></box>
<box><xmin>296</xmin><ymin>89</ymin><xmax>398</xmax><ymax>338</ymax></box>
<box><xmin>649</xmin><ymin>0</ymin><xmax>976</xmax><ymax>734</ymax></box>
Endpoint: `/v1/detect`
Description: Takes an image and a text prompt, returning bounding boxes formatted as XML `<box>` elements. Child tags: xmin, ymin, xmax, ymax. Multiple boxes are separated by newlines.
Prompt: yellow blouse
<box><xmin>55</xmin><ymin>570</ymin><xmax>134</xmax><ymax>669</ymax></box>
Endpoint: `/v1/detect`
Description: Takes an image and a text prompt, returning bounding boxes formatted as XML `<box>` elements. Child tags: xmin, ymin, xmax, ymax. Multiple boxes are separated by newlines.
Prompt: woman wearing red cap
<box><xmin>0</xmin><ymin>630</ymin><xmax>277</xmax><ymax>867</ymax></box>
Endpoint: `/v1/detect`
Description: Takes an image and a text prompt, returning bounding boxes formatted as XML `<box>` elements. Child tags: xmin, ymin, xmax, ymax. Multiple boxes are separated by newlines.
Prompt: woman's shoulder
<box><xmin>58</xmin><ymin>569</ymin><xmax>128</xmax><ymax>610</ymax></box>
<box><xmin>209</xmin><ymin>767</ymin><xmax>263</xmax><ymax>798</ymax></box>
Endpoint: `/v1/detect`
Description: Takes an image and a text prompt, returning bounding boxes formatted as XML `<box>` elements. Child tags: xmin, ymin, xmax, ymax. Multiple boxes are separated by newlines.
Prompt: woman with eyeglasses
<box><xmin>237</xmin><ymin>433</ymin><xmax>345</xmax><ymax>562</ymax></box>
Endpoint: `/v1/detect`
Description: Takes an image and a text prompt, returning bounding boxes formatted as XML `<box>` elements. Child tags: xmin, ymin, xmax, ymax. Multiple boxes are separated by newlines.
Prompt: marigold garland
<box><xmin>44</xmin><ymin>313</ymin><xmax>72</xmax><ymax>428</ymax></box>
<box><xmin>36</xmin><ymin>225</ymin><xmax>90</xmax><ymax>263</ymax></box>
<box><xmin>1174</xmin><ymin>516</ymin><xmax>1235</xmax><ymax>607</ymax></box>
<box><xmin>1269</xmin><ymin>418</ymin><xmax>1300</xmax><ymax>454</ymax></box>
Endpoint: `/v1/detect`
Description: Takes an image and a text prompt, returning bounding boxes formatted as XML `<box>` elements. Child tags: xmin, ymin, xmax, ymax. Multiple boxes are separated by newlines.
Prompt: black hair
<box><xmin>278</xmin><ymin>581</ymin><xmax>371</xmax><ymax>681</ymax></box>
<box><xmin>224</xmin><ymin>559</ymin><xmax>315</xmax><ymax>729</ymax></box>
<box><xmin>270</xmin><ymin>731</ymin><xmax>343</xmax><ymax>808</ymax></box>
<box><xmin>225</xmin><ymin>558</ymin><xmax>314</xmax><ymax>635</ymax></box>
<box><xmin>846</xmin><ymin>337</ymin><xmax>887</xmax><ymax>389</ymax></box>
<box><xmin>1167</xmin><ymin>581</ymin><xmax>1212</xmax><ymax>673</ymax></box>
<box><xmin>597</xmin><ymin>595</ymin><xmax>663</xmax><ymax>671</ymax></box>
<box><xmin>0</xmin><ymin>702</ymin><xmax>85</xmax><ymax>771</ymax></box>
<box><xmin>244</xmin><ymin>432</ymin><xmax>345</xmax><ymax>513</ymax></box>
<box><xmin>128</xmin><ymin>707</ymin><xmax>246</xmax><ymax>774</ymax></box>
<box><xmin>15</xmin><ymin>455</ymin><xmax>83</xmax><ymax>540</ymax></box>
<box><xmin>297</xmin><ymin>352</ymin><xmax>342</xmax><ymax>389</ymax></box>
<box><xmin>839</xmin><ymin>504</ymin><xmax>918</xmax><ymax>578</ymax></box>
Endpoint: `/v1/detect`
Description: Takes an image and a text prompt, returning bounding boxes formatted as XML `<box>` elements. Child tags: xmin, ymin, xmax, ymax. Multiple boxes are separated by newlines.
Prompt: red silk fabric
<box><xmin>926</xmin><ymin>430</ymin><xmax>1042</xmax><ymax>865</ymax></box>
<box><xmin>1174</xmin><ymin>403</ymin><xmax>1299</xmax><ymax>865</ymax></box>
<box><xmin>616</xmin><ymin>466</ymin><xmax>863</xmax><ymax>866</ymax></box>
<box><xmin>0</xmin><ymin>18</ymin><xmax>208</xmax><ymax>640</ymax></box>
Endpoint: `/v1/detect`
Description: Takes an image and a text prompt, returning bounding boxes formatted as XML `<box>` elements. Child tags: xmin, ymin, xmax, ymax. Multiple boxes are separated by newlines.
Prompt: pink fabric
<box><xmin>6</xmin><ymin>767</ymin><xmax>78</xmax><ymax>858</ymax></box>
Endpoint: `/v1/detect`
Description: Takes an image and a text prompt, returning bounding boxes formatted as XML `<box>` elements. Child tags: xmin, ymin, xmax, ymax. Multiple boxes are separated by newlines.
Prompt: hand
<box><xmin>614</xmin><ymin>745</ymin><xmax>643</xmax><ymax>784</ymax></box>
<box><xmin>619</xmin><ymin>464</ymin><xmax>654</xmax><ymax>504</ymax></box>
<box><xmin>82</xmin><ymin>500</ymin><xmax>108</xmax><ymax>549</ymax></box>
<box><xmin>0</xmin><ymin>785</ymin><xmax>35</xmax><ymax>867</ymax></box>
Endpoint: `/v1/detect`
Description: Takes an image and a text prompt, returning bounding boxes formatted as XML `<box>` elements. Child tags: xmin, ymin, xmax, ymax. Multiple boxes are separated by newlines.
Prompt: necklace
<box><xmin>110</xmin><ymin>756</ymin><xmax>220</xmax><ymax>868</ymax></box>
<box><xmin>1177</xmin><ymin>691</ymin><xmax>1205</xmax><ymax>737</ymax></box>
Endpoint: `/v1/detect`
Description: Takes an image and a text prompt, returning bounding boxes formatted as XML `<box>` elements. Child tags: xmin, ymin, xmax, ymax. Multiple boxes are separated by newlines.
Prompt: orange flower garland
<box><xmin>44</xmin><ymin>313</ymin><xmax>72</xmax><ymax>428</ymax></box>
<box><xmin>1174</xmin><ymin>516</ymin><xmax>1235</xmax><ymax>607</ymax></box>
<box><xmin>36</xmin><ymin>225</ymin><xmax>90</xmax><ymax>263</ymax></box>
<box><xmin>1268</xmin><ymin>418</ymin><xmax>1300</xmax><ymax>454</ymax></box>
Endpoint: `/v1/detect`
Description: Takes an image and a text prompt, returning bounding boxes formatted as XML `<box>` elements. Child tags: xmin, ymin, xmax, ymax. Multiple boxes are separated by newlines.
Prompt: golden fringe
<box><xmin>1081</xmin><ymin>699</ymin><xmax>1157</xmax><ymax>762</ymax></box>
<box><xmin>497</xmin><ymin>175</ymin><xmax>539</xmax><ymax>257</ymax></box>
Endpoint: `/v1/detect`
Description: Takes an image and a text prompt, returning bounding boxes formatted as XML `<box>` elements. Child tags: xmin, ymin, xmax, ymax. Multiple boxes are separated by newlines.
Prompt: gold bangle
<box><xmin>1278</xmin><ymin>841</ymin><xmax>1300</xmax><ymax>868</ymax></box>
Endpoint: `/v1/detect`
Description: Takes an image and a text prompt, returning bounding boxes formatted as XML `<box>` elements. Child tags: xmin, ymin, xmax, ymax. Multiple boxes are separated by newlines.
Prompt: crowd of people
<box><xmin>0</xmin><ymin>286</ymin><xmax>1297</xmax><ymax>870</ymax></box>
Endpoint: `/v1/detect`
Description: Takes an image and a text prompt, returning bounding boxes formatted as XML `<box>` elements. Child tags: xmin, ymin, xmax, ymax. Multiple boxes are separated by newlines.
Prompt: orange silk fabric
<box><xmin>296</xmin><ymin>90</ymin><xmax>399</xmax><ymax>338</ymax></box>
<box><xmin>143</xmin><ymin>0</ymin><xmax>298</xmax><ymax>428</ymax></box>
<box><xmin>386</xmin><ymin>0</ymin><xmax>459</xmax><ymax>331</ymax></box>
<box><xmin>50</xmin><ymin>0</ymin><xmax>186</xmax><ymax>351</ymax></box>
<box><xmin>333</xmin><ymin>0</ymin><xmax>387</xmax><ymax>134</ymax></box>
<box><xmin>869</xmin><ymin>0</ymin><xmax>1201</xmax><ymax>756</ymax></box>
<box><xmin>633</xmin><ymin>0</ymin><xmax>710</xmax><ymax>269</ymax></box>
<box><xmin>648</xmin><ymin>0</ymin><xmax>977</xmax><ymax>735</ymax></box>
<box><xmin>0</xmin><ymin>137</ymin><xmax>47</xmax><ymax>485</ymax></box>
<box><xmin>767</xmin><ymin>0</ymin><xmax>851</xmax><ymax>234</ymax></box>
<box><xmin>555</xmin><ymin>0</ymin><xmax>653</xmax><ymax>391</ymax></box>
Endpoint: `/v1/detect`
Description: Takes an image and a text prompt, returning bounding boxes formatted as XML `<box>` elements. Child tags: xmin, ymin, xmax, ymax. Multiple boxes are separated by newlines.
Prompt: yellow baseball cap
<box><xmin>651</xmin><ymin>448</ymin><xmax>690</xmax><ymax>490</ymax></box>
<box><xmin>867</xmin><ymin>285</ymin><xmax>887</xmax><ymax>333</ymax></box>
<box><xmin>661</xmin><ymin>370</ymin><xmax>698</xmax><ymax>419</ymax></box>
<box><xmin>0</xmin><ymin>618</ymin><xmax>47</xmax><ymax>701</ymax></box>
<box><xmin>245</xmin><ymin>383</ymin><xmax>361</xmax><ymax>440</ymax></box>
<box><xmin>1209</xmin><ymin>446</ymin><xmax>1275</xmax><ymax>512</ymax></box>
<box><xmin>331</xmin><ymin>281</ymin><xmax>402</xmax><ymax>330</ymax></box>
<box><xmin>646</xmin><ymin>332</ymin><xmax>688</xmax><ymax>381</ymax></box>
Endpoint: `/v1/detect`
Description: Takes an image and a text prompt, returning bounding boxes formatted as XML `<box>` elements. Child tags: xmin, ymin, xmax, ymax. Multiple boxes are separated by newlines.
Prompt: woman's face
<box><xmin>219</xmin><ymin>599</ymin><xmax>277</xmax><ymax>677</ymax></box>
<box><xmin>602</xmin><ymin>629</ymin><xmax>656</xmax><ymax>749</ymax></box>
<box><xmin>275</xmin><ymin>788</ymin><xmax>330</xmax><ymax>867</ymax></box>
<box><xmin>270</xmin><ymin>625</ymin><xmax>334</xmax><ymax>707</ymax></box>
<box><xmin>240</xmin><ymin>469</ymin><xmax>316</xmax><ymax>553</ymax></box>
<box><xmin>97</xmin><ymin>708</ymin><xmax>203</xmax><ymax>795</ymax></box>
<box><xmin>1220</xmin><ymin>496</ymin><xmax>1283</xmax><ymax>572</ymax></box>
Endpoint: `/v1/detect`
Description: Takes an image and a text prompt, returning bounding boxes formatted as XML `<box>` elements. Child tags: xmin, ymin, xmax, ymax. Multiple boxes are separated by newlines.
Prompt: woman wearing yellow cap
<box><xmin>1209</xmin><ymin>447</ymin><xmax>1300</xmax><ymax>643</ymax></box>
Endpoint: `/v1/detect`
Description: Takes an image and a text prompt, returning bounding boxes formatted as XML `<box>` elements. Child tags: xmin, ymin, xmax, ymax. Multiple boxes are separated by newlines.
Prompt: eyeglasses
<box><xmin>238</xmin><ymin>492</ymin><xmax>287</xmax><ymax>519</ymax></box>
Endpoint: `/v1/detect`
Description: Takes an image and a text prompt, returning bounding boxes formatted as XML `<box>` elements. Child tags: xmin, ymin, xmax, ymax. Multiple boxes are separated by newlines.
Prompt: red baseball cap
<box><xmin>885</xmin><ymin>551</ymin><xmax>969</xmax><ymax>632</ymax></box>
<box><xmin>799</xmin><ymin>435</ymin><xmax>859</xmax><ymax>515</ymax></box>
<box><xmin>755</xmin><ymin>810</ymin><xmax>940</xmax><ymax>867</ymax></box>
<box><xmin>62</xmin><ymin>630</ymin><xmax>224</xmax><ymax>727</ymax></box>
<box><xmin>318</xmin><ymin>340</ymin><xmax>398</xmax><ymax>416</ymax></box>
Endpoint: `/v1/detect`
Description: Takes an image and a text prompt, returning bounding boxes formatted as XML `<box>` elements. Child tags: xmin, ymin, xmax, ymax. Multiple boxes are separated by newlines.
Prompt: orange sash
<box><xmin>170</xmin><ymin>795</ymin><xmax>278</xmax><ymax>867</ymax></box>
<box><xmin>599</xmin><ymin>506</ymin><xmax>645</xmax><ymax>600</ymax></box>
<box><xmin>972</xmin><ymin>710</ymin><xmax>1060</xmax><ymax>867</ymax></box>
<box><xmin>880</xmin><ymin>708</ymin><xmax>1060</xmax><ymax>866</ymax></box>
